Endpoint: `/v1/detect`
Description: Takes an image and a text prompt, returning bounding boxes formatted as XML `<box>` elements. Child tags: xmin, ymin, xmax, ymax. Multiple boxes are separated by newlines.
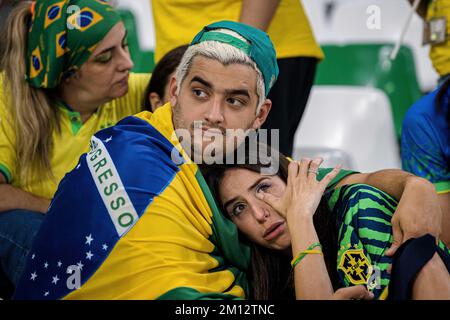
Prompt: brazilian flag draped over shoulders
<box><xmin>14</xmin><ymin>104</ymin><xmax>250</xmax><ymax>300</ymax></box>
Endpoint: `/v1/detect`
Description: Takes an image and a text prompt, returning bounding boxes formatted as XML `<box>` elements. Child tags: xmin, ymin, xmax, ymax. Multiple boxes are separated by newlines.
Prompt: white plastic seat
<box><xmin>292</xmin><ymin>146</ymin><xmax>356</xmax><ymax>170</ymax></box>
<box><xmin>326</xmin><ymin>0</ymin><xmax>438</xmax><ymax>92</ymax></box>
<box><xmin>115</xmin><ymin>0</ymin><xmax>155</xmax><ymax>51</ymax></box>
<box><xmin>292</xmin><ymin>86</ymin><xmax>401</xmax><ymax>172</ymax></box>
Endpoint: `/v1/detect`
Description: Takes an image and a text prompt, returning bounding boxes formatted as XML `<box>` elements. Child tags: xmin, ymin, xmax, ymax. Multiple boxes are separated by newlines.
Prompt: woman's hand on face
<box><xmin>256</xmin><ymin>158</ymin><xmax>341</xmax><ymax>223</ymax></box>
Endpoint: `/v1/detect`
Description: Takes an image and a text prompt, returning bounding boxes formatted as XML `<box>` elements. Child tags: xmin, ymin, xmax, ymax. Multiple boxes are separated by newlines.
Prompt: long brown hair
<box><xmin>1</xmin><ymin>1</ymin><xmax>60</xmax><ymax>184</ymax></box>
<box><xmin>203</xmin><ymin>144</ymin><xmax>340</xmax><ymax>299</ymax></box>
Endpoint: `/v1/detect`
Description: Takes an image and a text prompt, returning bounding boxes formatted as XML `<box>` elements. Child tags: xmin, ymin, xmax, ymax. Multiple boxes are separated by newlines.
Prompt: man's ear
<box><xmin>252</xmin><ymin>99</ymin><xmax>272</xmax><ymax>130</ymax></box>
<box><xmin>149</xmin><ymin>92</ymin><xmax>162</xmax><ymax>111</ymax></box>
<box><xmin>168</xmin><ymin>75</ymin><xmax>179</xmax><ymax>107</ymax></box>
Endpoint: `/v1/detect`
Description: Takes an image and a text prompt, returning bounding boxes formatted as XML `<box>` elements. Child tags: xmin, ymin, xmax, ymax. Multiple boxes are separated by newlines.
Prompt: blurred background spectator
<box><xmin>110</xmin><ymin>0</ymin><xmax>438</xmax><ymax>171</ymax></box>
<box><xmin>143</xmin><ymin>44</ymin><xmax>188</xmax><ymax>111</ymax></box>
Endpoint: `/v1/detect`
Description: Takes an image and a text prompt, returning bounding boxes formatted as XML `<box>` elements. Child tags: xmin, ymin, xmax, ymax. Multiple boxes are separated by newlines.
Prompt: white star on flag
<box><xmin>86</xmin><ymin>251</ymin><xmax>94</xmax><ymax>260</ymax></box>
<box><xmin>52</xmin><ymin>275</ymin><xmax>60</xmax><ymax>285</ymax></box>
<box><xmin>77</xmin><ymin>261</ymin><xmax>84</xmax><ymax>271</ymax></box>
<box><xmin>44</xmin><ymin>262</ymin><xmax>49</xmax><ymax>269</ymax></box>
<box><xmin>30</xmin><ymin>272</ymin><xmax>37</xmax><ymax>281</ymax></box>
<box><xmin>102</xmin><ymin>244</ymin><xmax>108</xmax><ymax>251</ymax></box>
<box><xmin>85</xmin><ymin>234</ymin><xmax>94</xmax><ymax>245</ymax></box>
<box><xmin>57</xmin><ymin>261</ymin><xmax>62</xmax><ymax>268</ymax></box>
<box><xmin>31</xmin><ymin>254</ymin><xmax>35</xmax><ymax>260</ymax></box>
<box><xmin>104</xmin><ymin>136</ymin><xmax>113</xmax><ymax>143</ymax></box>
<box><xmin>44</xmin><ymin>291</ymin><xmax>49</xmax><ymax>297</ymax></box>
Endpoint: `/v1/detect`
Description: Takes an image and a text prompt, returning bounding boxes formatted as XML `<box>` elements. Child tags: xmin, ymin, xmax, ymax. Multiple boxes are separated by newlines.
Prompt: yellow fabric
<box><xmin>379</xmin><ymin>287</ymin><xmax>389</xmax><ymax>300</ymax></box>
<box><xmin>291</xmin><ymin>249</ymin><xmax>323</xmax><ymax>268</ymax></box>
<box><xmin>65</xmin><ymin>104</ymin><xmax>246</xmax><ymax>299</ymax></box>
<box><xmin>427</xmin><ymin>0</ymin><xmax>450</xmax><ymax>76</ymax></box>
<box><xmin>0</xmin><ymin>73</ymin><xmax>150</xmax><ymax>200</ymax></box>
<box><xmin>151</xmin><ymin>0</ymin><xmax>324</xmax><ymax>62</ymax></box>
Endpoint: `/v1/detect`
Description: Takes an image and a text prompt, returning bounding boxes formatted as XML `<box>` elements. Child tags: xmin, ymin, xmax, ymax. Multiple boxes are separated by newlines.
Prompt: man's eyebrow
<box><xmin>190</xmin><ymin>77</ymin><xmax>250</xmax><ymax>99</ymax></box>
<box><xmin>190</xmin><ymin>76</ymin><xmax>212</xmax><ymax>89</ymax></box>
<box><xmin>95</xmin><ymin>31</ymin><xmax>128</xmax><ymax>56</ymax></box>
<box><xmin>225</xmin><ymin>89</ymin><xmax>250</xmax><ymax>98</ymax></box>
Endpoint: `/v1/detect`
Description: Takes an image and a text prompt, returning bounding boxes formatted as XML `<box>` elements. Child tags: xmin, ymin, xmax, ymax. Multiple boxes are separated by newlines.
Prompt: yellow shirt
<box><xmin>0</xmin><ymin>73</ymin><xmax>150</xmax><ymax>200</ymax></box>
<box><xmin>152</xmin><ymin>0</ymin><xmax>324</xmax><ymax>62</ymax></box>
<box><xmin>427</xmin><ymin>0</ymin><xmax>450</xmax><ymax>76</ymax></box>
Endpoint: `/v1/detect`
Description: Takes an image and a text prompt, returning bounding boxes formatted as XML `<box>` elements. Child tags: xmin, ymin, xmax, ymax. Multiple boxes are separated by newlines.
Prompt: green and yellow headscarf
<box><xmin>26</xmin><ymin>0</ymin><xmax>121</xmax><ymax>88</ymax></box>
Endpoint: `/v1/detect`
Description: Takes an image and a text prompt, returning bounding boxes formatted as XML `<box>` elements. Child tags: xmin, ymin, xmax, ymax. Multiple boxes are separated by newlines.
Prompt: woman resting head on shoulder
<box><xmin>206</xmin><ymin>144</ymin><xmax>450</xmax><ymax>300</ymax></box>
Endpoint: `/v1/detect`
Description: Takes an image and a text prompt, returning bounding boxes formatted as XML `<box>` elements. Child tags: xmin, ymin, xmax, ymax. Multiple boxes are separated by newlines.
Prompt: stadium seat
<box><xmin>292</xmin><ymin>86</ymin><xmax>401</xmax><ymax>173</ymax></box>
<box><xmin>117</xmin><ymin>9</ymin><xmax>155</xmax><ymax>73</ymax></box>
<box><xmin>115</xmin><ymin>0</ymin><xmax>155</xmax><ymax>51</ymax></box>
<box><xmin>315</xmin><ymin>44</ymin><xmax>422</xmax><ymax>138</ymax></box>
<box><xmin>328</xmin><ymin>0</ymin><xmax>438</xmax><ymax>92</ymax></box>
<box><xmin>292</xmin><ymin>146</ymin><xmax>356</xmax><ymax>170</ymax></box>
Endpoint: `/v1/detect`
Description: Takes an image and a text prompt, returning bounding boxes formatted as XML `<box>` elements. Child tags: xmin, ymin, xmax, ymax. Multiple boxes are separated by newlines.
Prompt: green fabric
<box><xmin>317</xmin><ymin>167</ymin><xmax>357</xmax><ymax>190</ymax></box>
<box><xmin>200</xmin><ymin>32</ymin><xmax>252</xmax><ymax>55</ymax></box>
<box><xmin>438</xmin><ymin>241</ymin><xmax>450</xmax><ymax>256</ymax></box>
<box><xmin>195</xmin><ymin>170</ymin><xmax>250</xmax><ymax>292</ymax></box>
<box><xmin>117</xmin><ymin>9</ymin><xmax>154</xmax><ymax>73</ymax></box>
<box><xmin>326</xmin><ymin>184</ymin><xmax>397</xmax><ymax>299</ymax></box>
<box><xmin>328</xmin><ymin>183</ymin><xmax>450</xmax><ymax>299</ymax></box>
<box><xmin>157</xmin><ymin>287</ymin><xmax>244</xmax><ymax>300</ymax></box>
<box><xmin>58</xmin><ymin>101</ymin><xmax>82</xmax><ymax>135</ymax></box>
<box><xmin>67</xmin><ymin>112</ymin><xmax>82</xmax><ymax>135</ymax></box>
<box><xmin>26</xmin><ymin>0</ymin><xmax>121</xmax><ymax>88</ymax></box>
<box><xmin>0</xmin><ymin>163</ymin><xmax>12</xmax><ymax>183</ymax></box>
<box><xmin>154</xmin><ymin>170</ymin><xmax>250</xmax><ymax>300</ymax></box>
<box><xmin>191</xmin><ymin>20</ymin><xmax>279</xmax><ymax>95</ymax></box>
<box><xmin>435</xmin><ymin>181</ymin><xmax>450</xmax><ymax>194</ymax></box>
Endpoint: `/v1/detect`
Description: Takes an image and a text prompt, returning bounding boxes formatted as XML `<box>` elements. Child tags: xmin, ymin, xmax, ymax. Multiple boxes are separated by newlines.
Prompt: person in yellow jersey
<box><xmin>0</xmin><ymin>0</ymin><xmax>149</xmax><ymax>298</ymax></box>
<box><xmin>151</xmin><ymin>0</ymin><xmax>323</xmax><ymax>156</ymax></box>
<box><xmin>411</xmin><ymin>0</ymin><xmax>450</xmax><ymax>80</ymax></box>
<box><xmin>13</xmin><ymin>20</ymin><xmax>443</xmax><ymax>300</ymax></box>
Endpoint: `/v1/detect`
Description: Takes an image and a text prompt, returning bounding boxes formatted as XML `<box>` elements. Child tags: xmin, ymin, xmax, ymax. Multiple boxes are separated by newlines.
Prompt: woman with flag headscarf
<box><xmin>0</xmin><ymin>0</ymin><xmax>149</xmax><ymax>298</ymax></box>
